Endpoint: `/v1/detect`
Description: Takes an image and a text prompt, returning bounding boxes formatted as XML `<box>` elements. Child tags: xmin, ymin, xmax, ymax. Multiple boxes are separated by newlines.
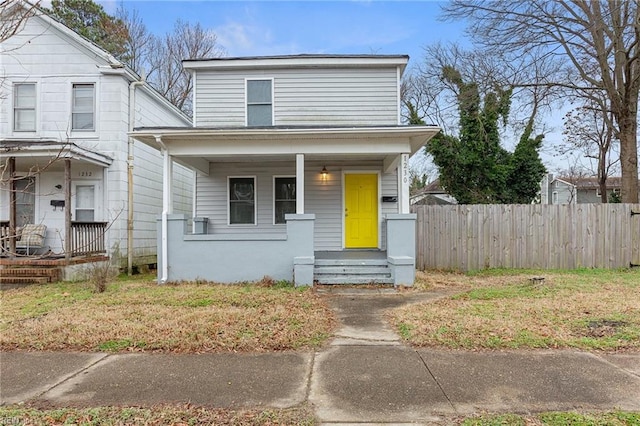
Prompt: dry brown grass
<box><xmin>0</xmin><ymin>277</ymin><xmax>336</xmax><ymax>353</ymax></box>
<box><xmin>389</xmin><ymin>269</ymin><xmax>640</xmax><ymax>351</ymax></box>
<box><xmin>0</xmin><ymin>404</ymin><xmax>316</xmax><ymax>425</ymax></box>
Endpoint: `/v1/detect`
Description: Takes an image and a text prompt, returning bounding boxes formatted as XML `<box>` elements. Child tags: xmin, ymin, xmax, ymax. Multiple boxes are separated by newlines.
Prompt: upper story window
<box><xmin>72</xmin><ymin>83</ymin><xmax>95</xmax><ymax>131</ymax></box>
<box><xmin>246</xmin><ymin>79</ymin><xmax>272</xmax><ymax>126</ymax></box>
<box><xmin>14</xmin><ymin>83</ymin><xmax>36</xmax><ymax>132</ymax></box>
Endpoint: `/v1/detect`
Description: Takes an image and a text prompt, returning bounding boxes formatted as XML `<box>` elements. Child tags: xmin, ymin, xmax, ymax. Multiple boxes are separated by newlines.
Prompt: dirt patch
<box><xmin>582</xmin><ymin>319</ymin><xmax>629</xmax><ymax>338</ymax></box>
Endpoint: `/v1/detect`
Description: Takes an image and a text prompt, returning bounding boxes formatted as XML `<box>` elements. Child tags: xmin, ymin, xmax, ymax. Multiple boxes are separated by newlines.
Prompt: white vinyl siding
<box><xmin>195</xmin><ymin>160</ymin><xmax>398</xmax><ymax>250</ymax></box>
<box><xmin>14</xmin><ymin>83</ymin><xmax>37</xmax><ymax>131</ymax></box>
<box><xmin>195</xmin><ymin>68</ymin><xmax>398</xmax><ymax>127</ymax></box>
<box><xmin>72</xmin><ymin>83</ymin><xmax>95</xmax><ymax>131</ymax></box>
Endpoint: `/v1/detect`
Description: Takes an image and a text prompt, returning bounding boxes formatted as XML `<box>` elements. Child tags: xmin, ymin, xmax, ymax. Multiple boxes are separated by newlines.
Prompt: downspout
<box><xmin>128</xmin><ymin>79</ymin><xmax>145</xmax><ymax>276</ymax></box>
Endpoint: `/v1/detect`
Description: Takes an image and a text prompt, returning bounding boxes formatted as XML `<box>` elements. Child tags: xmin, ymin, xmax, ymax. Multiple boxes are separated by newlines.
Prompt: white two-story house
<box><xmin>0</xmin><ymin>3</ymin><xmax>193</xmax><ymax>278</ymax></box>
<box><xmin>132</xmin><ymin>54</ymin><xmax>439</xmax><ymax>286</ymax></box>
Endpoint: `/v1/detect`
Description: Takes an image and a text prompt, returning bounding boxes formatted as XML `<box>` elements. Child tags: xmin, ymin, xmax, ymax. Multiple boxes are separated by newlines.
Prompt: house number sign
<box><xmin>401</xmin><ymin>154</ymin><xmax>409</xmax><ymax>184</ymax></box>
<box><xmin>78</xmin><ymin>171</ymin><xmax>93</xmax><ymax>177</ymax></box>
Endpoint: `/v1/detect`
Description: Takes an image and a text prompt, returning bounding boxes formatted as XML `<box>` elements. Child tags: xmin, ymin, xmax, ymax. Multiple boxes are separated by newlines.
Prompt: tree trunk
<box><xmin>618</xmin><ymin>111</ymin><xmax>639</xmax><ymax>203</ymax></box>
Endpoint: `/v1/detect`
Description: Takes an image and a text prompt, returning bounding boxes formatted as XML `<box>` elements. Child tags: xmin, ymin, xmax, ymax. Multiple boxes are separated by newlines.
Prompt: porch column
<box><xmin>397</xmin><ymin>153</ymin><xmax>410</xmax><ymax>214</ymax></box>
<box><xmin>64</xmin><ymin>159</ymin><xmax>72</xmax><ymax>260</ymax></box>
<box><xmin>296</xmin><ymin>154</ymin><xmax>304</xmax><ymax>214</ymax></box>
<box><xmin>8</xmin><ymin>157</ymin><xmax>16</xmax><ymax>255</ymax></box>
<box><xmin>160</xmin><ymin>144</ymin><xmax>173</xmax><ymax>283</ymax></box>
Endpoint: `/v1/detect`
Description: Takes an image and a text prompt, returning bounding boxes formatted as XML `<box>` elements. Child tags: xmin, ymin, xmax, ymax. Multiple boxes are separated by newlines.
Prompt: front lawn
<box><xmin>389</xmin><ymin>269</ymin><xmax>640</xmax><ymax>351</ymax></box>
<box><xmin>0</xmin><ymin>276</ymin><xmax>336</xmax><ymax>353</ymax></box>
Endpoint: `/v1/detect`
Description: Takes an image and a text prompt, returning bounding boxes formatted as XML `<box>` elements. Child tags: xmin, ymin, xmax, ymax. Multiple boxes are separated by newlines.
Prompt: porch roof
<box><xmin>0</xmin><ymin>140</ymin><xmax>113</xmax><ymax>169</ymax></box>
<box><xmin>131</xmin><ymin>125</ymin><xmax>440</xmax><ymax>175</ymax></box>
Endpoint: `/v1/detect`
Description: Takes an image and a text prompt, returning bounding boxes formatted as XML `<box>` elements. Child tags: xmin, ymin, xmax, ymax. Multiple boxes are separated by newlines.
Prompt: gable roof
<box><xmin>7</xmin><ymin>0</ymin><xmax>190</xmax><ymax>125</ymax></box>
<box><xmin>556</xmin><ymin>176</ymin><xmax>627</xmax><ymax>190</ymax></box>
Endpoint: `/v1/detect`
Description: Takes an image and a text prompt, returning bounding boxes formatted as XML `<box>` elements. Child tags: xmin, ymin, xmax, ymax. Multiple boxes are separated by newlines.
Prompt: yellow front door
<box><xmin>345</xmin><ymin>174</ymin><xmax>378</xmax><ymax>248</ymax></box>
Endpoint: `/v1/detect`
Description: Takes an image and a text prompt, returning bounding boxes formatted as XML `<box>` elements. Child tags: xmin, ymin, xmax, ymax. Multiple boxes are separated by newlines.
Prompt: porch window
<box><xmin>72</xmin><ymin>83</ymin><xmax>95</xmax><ymax>131</ymax></box>
<box><xmin>15</xmin><ymin>177</ymin><xmax>35</xmax><ymax>228</ymax></box>
<box><xmin>75</xmin><ymin>185</ymin><xmax>95</xmax><ymax>221</ymax></box>
<box><xmin>229</xmin><ymin>177</ymin><xmax>256</xmax><ymax>225</ymax></box>
<box><xmin>246</xmin><ymin>79</ymin><xmax>272</xmax><ymax>126</ymax></box>
<box><xmin>274</xmin><ymin>177</ymin><xmax>296</xmax><ymax>224</ymax></box>
<box><xmin>14</xmin><ymin>83</ymin><xmax>36</xmax><ymax>131</ymax></box>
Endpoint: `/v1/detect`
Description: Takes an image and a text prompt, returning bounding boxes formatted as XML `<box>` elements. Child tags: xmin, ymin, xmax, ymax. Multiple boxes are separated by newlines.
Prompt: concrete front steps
<box><xmin>0</xmin><ymin>266</ymin><xmax>61</xmax><ymax>286</ymax></box>
<box><xmin>314</xmin><ymin>258</ymin><xmax>393</xmax><ymax>285</ymax></box>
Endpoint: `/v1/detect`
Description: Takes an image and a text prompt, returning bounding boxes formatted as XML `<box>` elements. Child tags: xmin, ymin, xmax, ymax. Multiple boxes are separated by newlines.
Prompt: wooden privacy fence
<box><xmin>414</xmin><ymin>204</ymin><xmax>640</xmax><ymax>271</ymax></box>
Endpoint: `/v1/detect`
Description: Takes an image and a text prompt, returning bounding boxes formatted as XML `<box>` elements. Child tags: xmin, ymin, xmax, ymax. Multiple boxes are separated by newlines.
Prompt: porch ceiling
<box><xmin>131</xmin><ymin>125</ymin><xmax>440</xmax><ymax>156</ymax></box>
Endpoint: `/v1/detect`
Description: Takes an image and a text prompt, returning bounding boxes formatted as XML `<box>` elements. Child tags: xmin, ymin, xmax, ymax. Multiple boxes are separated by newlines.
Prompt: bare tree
<box><xmin>0</xmin><ymin>0</ymin><xmax>39</xmax><ymax>45</ymax></box>
<box><xmin>561</xmin><ymin>98</ymin><xmax>620</xmax><ymax>203</ymax></box>
<box><xmin>116</xmin><ymin>12</ymin><xmax>226</xmax><ymax>116</ymax></box>
<box><xmin>442</xmin><ymin>0</ymin><xmax>639</xmax><ymax>203</ymax></box>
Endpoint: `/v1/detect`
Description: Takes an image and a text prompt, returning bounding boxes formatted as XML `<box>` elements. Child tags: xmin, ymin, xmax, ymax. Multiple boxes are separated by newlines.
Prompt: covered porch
<box><xmin>0</xmin><ymin>141</ymin><xmax>112</xmax><ymax>264</ymax></box>
<box><xmin>132</xmin><ymin>125</ymin><xmax>439</xmax><ymax>286</ymax></box>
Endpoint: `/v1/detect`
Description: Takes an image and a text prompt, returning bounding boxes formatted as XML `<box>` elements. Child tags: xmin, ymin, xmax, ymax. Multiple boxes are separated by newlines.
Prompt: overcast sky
<box><xmin>101</xmin><ymin>1</ymin><xmax>466</xmax><ymax>69</ymax></box>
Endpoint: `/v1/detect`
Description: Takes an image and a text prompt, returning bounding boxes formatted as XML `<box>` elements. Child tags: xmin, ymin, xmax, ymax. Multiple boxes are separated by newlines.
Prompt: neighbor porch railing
<box><xmin>70</xmin><ymin>221</ymin><xmax>108</xmax><ymax>256</ymax></box>
<box><xmin>0</xmin><ymin>221</ymin><xmax>9</xmax><ymax>255</ymax></box>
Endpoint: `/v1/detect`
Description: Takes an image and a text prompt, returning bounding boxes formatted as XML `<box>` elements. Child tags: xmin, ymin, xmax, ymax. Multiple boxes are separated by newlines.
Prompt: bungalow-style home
<box><xmin>410</xmin><ymin>179</ymin><xmax>457</xmax><ymax>206</ymax></box>
<box><xmin>539</xmin><ymin>174</ymin><xmax>630</xmax><ymax>204</ymax></box>
<box><xmin>132</xmin><ymin>55</ymin><xmax>440</xmax><ymax>286</ymax></box>
<box><xmin>0</xmin><ymin>3</ymin><xmax>193</xmax><ymax>282</ymax></box>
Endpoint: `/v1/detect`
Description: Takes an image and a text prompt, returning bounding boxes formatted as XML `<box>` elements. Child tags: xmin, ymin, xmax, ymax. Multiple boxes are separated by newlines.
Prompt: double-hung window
<box><xmin>75</xmin><ymin>185</ymin><xmax>95</xmax><ymax>221</ymax></box>
<box><xmin>246</xmin><ymin>79</ymin><xmax>272</xmax><ymax>126</ymax></box>
<box><xmin>274</xmin><ymin>177</ymin><xmax>296</xmax><ymax>224</ymax></box>
<box><xmin>72</xmin><ymin>83</ymin><xmax>95</xmax><ymax>131</ymax></box>
<box><xmin>229</xmin><ymin>177</ymin><xmax>256</xmax><ymax>225</ymax></box>
<box><xmin>14</xmin><ymin>83</ymin><xmax>36</xmax><ymax>132</ymax></box>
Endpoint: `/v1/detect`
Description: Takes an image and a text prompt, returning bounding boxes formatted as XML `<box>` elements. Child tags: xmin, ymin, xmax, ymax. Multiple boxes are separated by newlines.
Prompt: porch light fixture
<box><xmin>320</xmin><ymin>166</ymin><xmax>329</xmax><ymax>180</ymax></box>
<box><xmin>55</xmin><ymin>184</ymin><xmax>62</xmax><ymax>190</ymax></box>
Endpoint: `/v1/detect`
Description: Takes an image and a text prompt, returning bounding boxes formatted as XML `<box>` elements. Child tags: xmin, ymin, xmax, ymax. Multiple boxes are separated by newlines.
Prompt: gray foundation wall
<box><xmin>157</xmin><ymin>214</ymin><xmax>315</xmax><ymax>285</ymax></box>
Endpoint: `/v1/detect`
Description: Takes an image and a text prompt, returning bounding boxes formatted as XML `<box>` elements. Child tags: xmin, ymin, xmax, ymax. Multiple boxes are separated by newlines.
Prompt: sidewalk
<box><xmin>2</xmin><ymin>289</ymin><xmax>639</xmax><ymax>424</ymax></box>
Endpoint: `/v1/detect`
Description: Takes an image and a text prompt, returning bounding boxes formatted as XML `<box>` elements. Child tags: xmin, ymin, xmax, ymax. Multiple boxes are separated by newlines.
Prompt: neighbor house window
<box><xmin>246</xmin><ymin>79</ymin><xmax>272</xmax><ymax>126</ymax></box>
<box><xmin>274</xmin><ymin>177</ymin><xmax>296</xmax><ymax>224</ymax></box>
<box><xmin>14</xmin><ymin>83</ymin><xmax>36</xmax><ymax>131</ymax></box>
<box><xmin>72</xmin><ymin>83</ymin><xmax>95</xmax><ymax>130</ymax></box>
<box><xmin>75</xmin><ymin>185</ymin><xmax>95</xmax><ymax>221</ymax></box>
<box><xmin>229</xmin><ymin>177</ymin><xmax>256</xmax><ymax>224</ymax></box>
<box><xmin>552</xmin><ymin>191</ymin><xmax>558</xmax><ymax>204</ymax></box>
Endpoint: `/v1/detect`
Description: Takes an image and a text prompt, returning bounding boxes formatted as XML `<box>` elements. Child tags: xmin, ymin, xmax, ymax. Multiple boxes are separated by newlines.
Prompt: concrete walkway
<box><xmin>2</xmin><ymin>288</ymin><xmax>640</xmax><ymax>424</ymax></box>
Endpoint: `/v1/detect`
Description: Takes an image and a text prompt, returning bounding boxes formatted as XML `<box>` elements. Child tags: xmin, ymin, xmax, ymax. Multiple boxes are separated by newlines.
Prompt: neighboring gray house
<box><xmin>540</xmin><ymin>174</ymin><xmax>627</xmax><ymax>204</ymax></box>
<box><xmin>132</xmin><ymin>55</ymin><xmax>440</xmax><ymax>286</ymax></box>
<box><xmin>0</xmin><ymin>3</ymin><xmax>193</xmax><ymax>278</ymax></box>
<box><xmin>410</xmin><ymin>179</ymin><xmax>457</xmax><ymax>206</ymax></box>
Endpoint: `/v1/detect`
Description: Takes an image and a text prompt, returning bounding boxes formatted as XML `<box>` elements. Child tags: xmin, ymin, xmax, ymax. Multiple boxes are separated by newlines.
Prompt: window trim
<box><xmin>71</xmin><ymin>82</ymin><xmax>96</xmax><ymax>132</ymax></box>
<box><xmin>227</xmin><ymin>176</ymin><xmax>257</xmax><ymax>226</ymax></box>
<box><xmin>273</xmin><ymin>175</ymin><xmax>296</xmax><ymax>225</ymax></box>
<box><xmin>72</xmin><ymin>180</ymin><xmax>102</xmax><ymax>222</ymax></box>
<box><xmin>13</xmin><ymin>82</ymin><xmax>37</xmax><ymax>133</ymax></box>
<box><xmin>245</xmin><ymin>78</ymin><xmax>274</xmax><ymax>127</ymax></box>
